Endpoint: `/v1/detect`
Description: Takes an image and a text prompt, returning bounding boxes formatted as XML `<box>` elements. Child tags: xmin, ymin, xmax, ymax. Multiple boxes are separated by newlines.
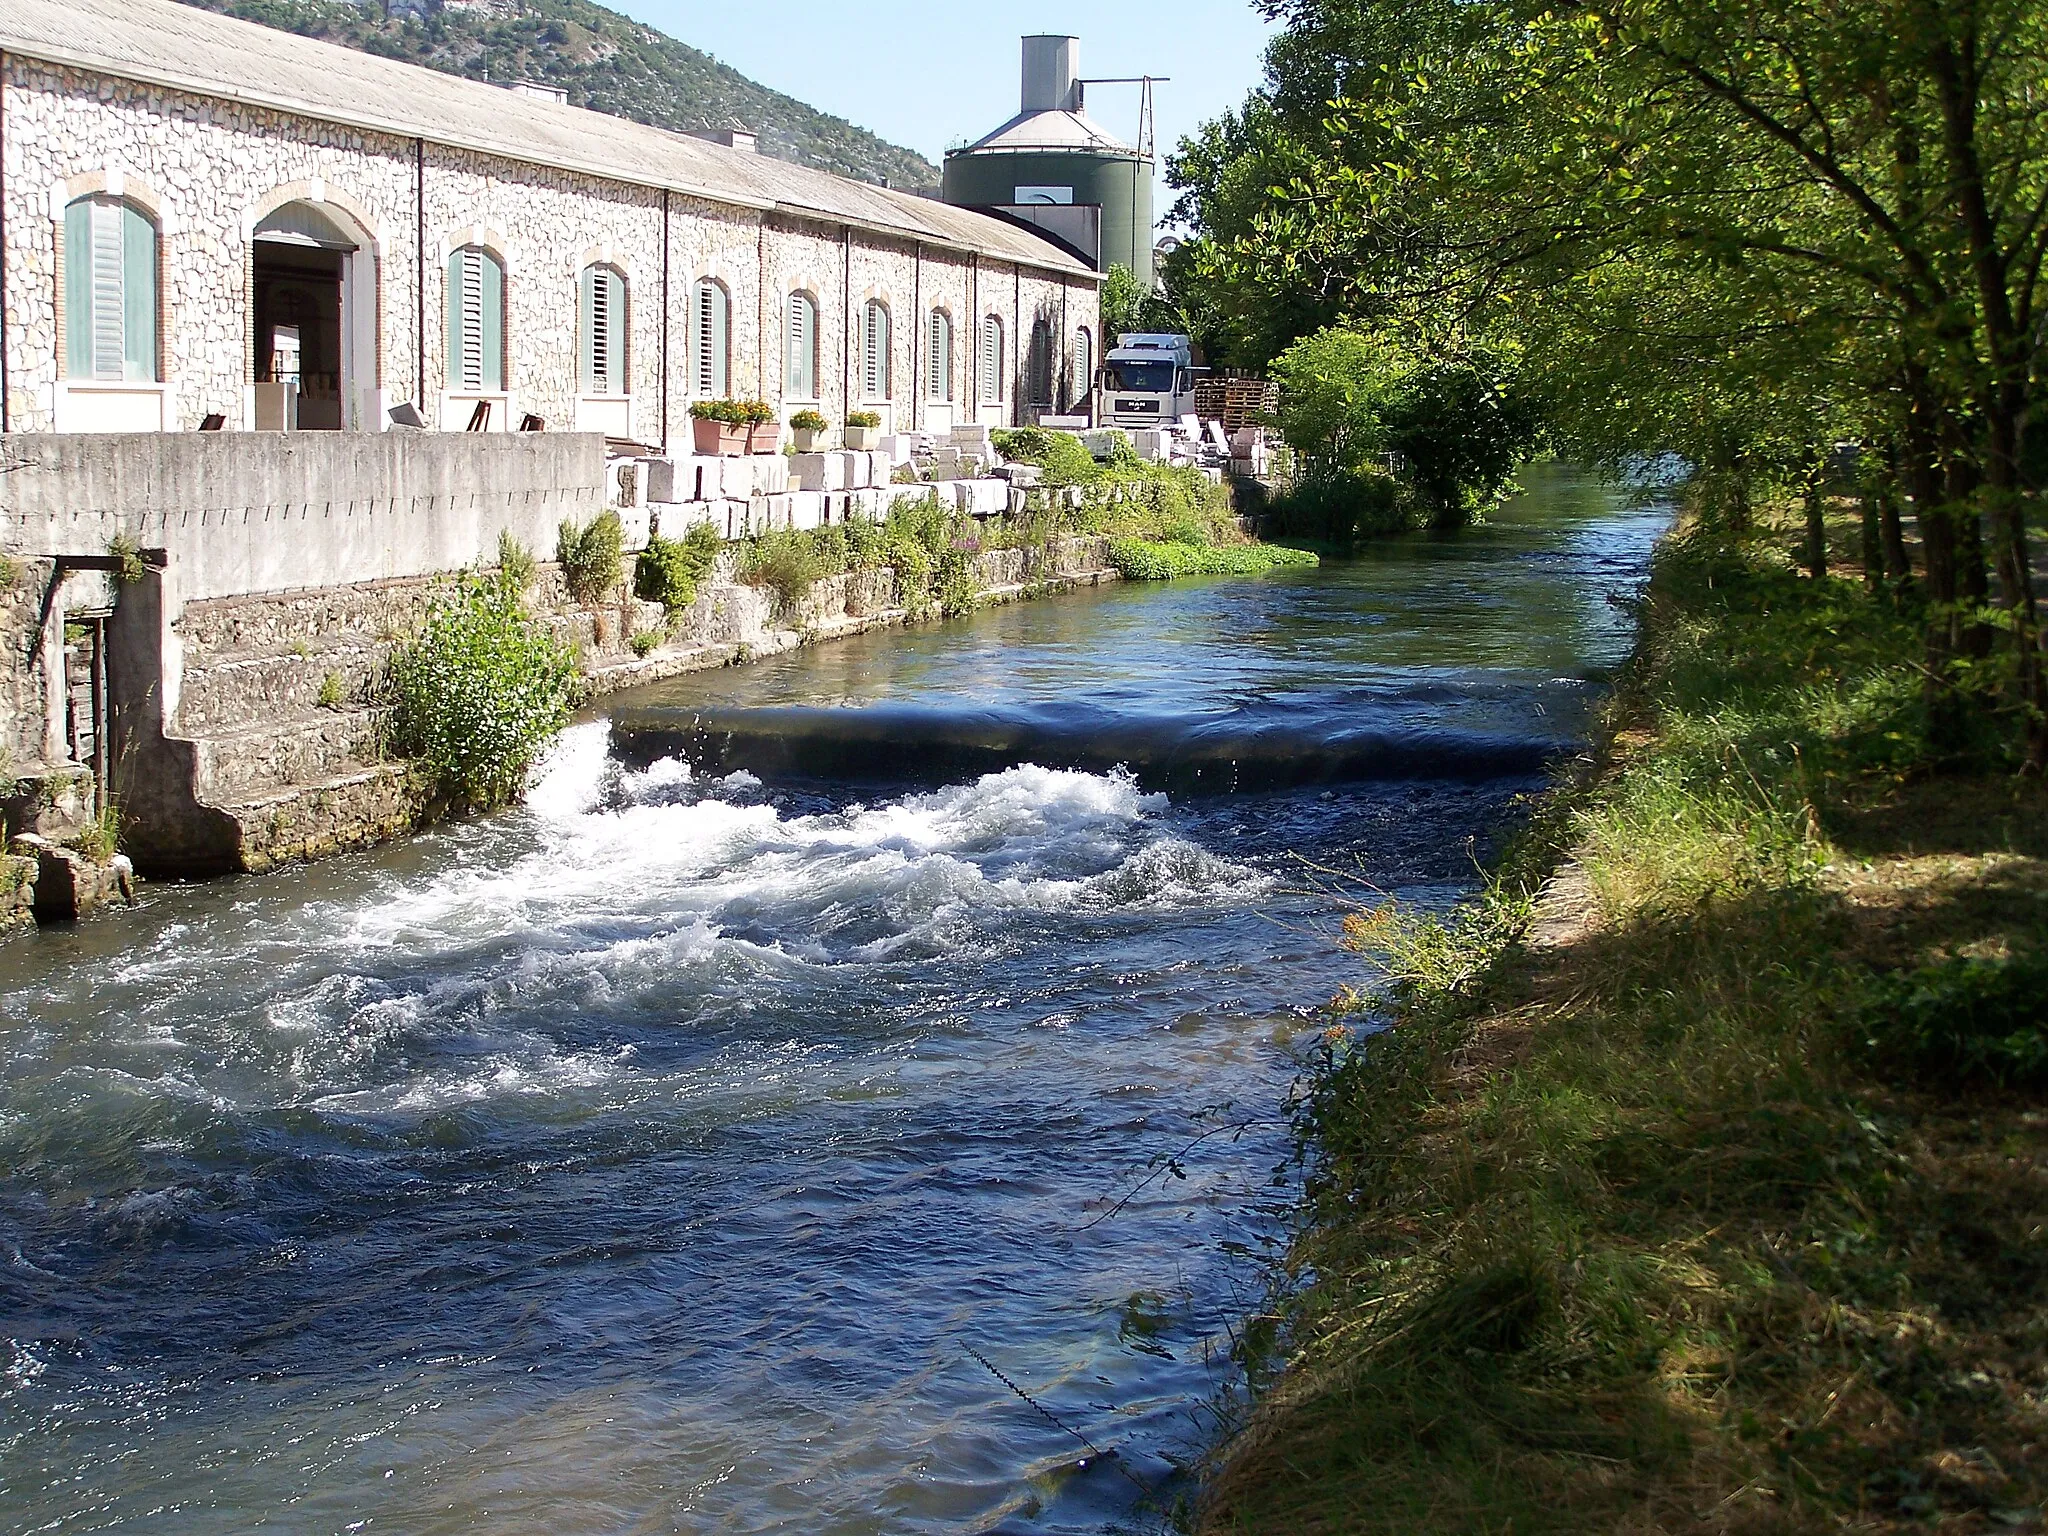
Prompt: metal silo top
<box><xmin>952</xmin><ymin>35</ymin><xmax>1145</xmax><ymax>160</ymax></box>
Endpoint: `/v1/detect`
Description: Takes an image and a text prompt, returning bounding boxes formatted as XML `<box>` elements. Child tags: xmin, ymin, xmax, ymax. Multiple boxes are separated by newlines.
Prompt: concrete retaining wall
<box><xmin>1</xmin><ymin>432</ymin><xmax>608</xmax><ymax>602</ymax></box>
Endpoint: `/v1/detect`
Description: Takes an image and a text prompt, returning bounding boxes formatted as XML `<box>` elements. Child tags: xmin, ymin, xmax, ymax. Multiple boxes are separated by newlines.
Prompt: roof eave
<box><xmin>0</xmin><ymin>31</ymin><xmax>1096</xmax><ymax>279</ymax></box>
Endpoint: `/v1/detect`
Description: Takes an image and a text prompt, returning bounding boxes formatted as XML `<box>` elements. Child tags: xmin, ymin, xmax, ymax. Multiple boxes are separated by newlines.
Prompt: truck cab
<box><xmin>1097</xmin><ymin>333</ymin><xmax>1200</xmax><ymax>430</ymax></box>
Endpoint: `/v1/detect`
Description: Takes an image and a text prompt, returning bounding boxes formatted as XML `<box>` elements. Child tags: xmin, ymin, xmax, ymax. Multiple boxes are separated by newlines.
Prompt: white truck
<box><xmin>1096</xmin><ymin>333</ymin><xmax>1202</xmax><ymax>431</ymax></box>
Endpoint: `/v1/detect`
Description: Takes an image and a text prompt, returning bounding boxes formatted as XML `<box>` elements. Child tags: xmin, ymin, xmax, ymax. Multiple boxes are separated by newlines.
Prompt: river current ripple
<box><xmin>0</xmin><ymin>469</ymin><xmax>1665</xmax><ymax>1533</ymax></box>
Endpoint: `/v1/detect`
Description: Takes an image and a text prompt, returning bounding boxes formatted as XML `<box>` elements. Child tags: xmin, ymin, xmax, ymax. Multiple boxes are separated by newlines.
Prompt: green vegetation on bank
<box><xmin>173</xmin><ymin>0</ymin><xmax>939</xmax><ymax>188</ymax></box>
<box><xmin>1106</xmin><ymin>538</ymin><xmax>1316</xmax><ymax>581</ymax></box>
<box><xmin>386</xmin><ymin>569</ymin><xmax>578</xmax><ymax>810</ymax></box>
<box><xmin>1201</xmin><ymin>506</ymin><xmax>2048</xmax><ymax>1534</ymax></box>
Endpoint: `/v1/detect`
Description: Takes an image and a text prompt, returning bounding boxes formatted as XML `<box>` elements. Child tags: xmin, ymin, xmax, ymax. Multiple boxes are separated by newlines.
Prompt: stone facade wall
<box><xmin>0</xmin><ymin>57</ymin><xmax>1100</xmax><ymax>438</ymax></box>
<box><xmin>0</xmin><ymin>555</ymin><xmax>52</xmax><ymax>770</ymax></box>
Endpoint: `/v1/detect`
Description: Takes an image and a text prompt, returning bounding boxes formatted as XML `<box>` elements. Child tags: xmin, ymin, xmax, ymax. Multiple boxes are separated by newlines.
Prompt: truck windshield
<box><xmin>1104</xmin><ymin>359</ymin><xmax>1176</xmax><ymax>392</ymax></box>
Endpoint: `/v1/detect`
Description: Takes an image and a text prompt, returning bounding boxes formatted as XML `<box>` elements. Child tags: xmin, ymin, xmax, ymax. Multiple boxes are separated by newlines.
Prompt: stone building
<box><xmin>0</xmin><ymin>0</ymin><xmax>1108</xmax><ymax>907</ymax></box>
<box><xmin>0</xmin><ymin>0</ymin><xmax>1101</xmax><ymax>439</ymax></box>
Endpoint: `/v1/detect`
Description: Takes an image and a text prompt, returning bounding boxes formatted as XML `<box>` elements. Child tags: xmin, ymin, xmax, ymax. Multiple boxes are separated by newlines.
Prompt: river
<box><xmin>0</xmin><ymin>467</ymin><xmax>1663</xmax><ymax>1534</ymax></box>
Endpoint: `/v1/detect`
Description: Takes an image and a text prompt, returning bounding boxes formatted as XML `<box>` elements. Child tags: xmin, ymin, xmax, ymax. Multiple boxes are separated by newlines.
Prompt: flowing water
<box><xmin>0</xmin><ymin>467</ymin><xmax>1664</xmax><ymax>1534</ymax></box>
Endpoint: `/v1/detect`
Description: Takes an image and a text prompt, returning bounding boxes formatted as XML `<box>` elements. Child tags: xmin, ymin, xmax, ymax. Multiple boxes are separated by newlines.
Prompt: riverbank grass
<box><xmin>1200</xmin><ymin>512</ymin><xmax>2048</xmax><ymax>1532</ymax></box>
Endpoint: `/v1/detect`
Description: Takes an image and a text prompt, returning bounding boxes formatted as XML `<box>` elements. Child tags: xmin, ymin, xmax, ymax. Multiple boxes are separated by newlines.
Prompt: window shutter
<box><xmin>861</xmin><ymin>301</ymin><xmax>889</xmax><ymax>399</ymax></box>
<box><xmin>928</xmin><ymin>312</ymin><xmax>949</xmax><ymax>402</ymax></box>
<box><xmin>604</xmin><ymin>270</ymin><xmax>626</xmax><ymax>397</ymax></box>
<box><xmin>63</xmin><ymin>199</ymin><xmax>93</xmax><ymax>380</ymax></box>
<box><xmin>121</xmin><ymin>202</ymin><xmax>156</xmax><ymax>382</ymax></box>
<box><xmin>446</xmin><ymin>250</ymin><xmax>468</xmax><ymax>389</ymax></box>
<box><xmin>89</xmin><ymin>199</ymin><xmax>125</xmax><ymax>381</ymax></box>
<box><xmin>696</xmin><ymin>281</ymin><xmax>727</xmax><ymax>397</ymax></box>
<box><xmin>578</xmin><ymin>265</ymin><xmax>596</xmax><ymax>393</ymax></box>
<box><xmin>1073</xmin><ymin>329</ymin><xmax>1092</xmax><ymax>410</ymax></box>
<box><xmin>981</xmin><ymin>316</ymin><xmax>1001</xmax><ymax>403</ymax></box>
<box><xmin>787</xmin><ymin>293</ymin><xmax>814</xmax><ymax>399</ymax></box>
<box><xmin>479</xmin><ymin>251</ymin><xmax>504</xmax><ymax>391</ymax></box>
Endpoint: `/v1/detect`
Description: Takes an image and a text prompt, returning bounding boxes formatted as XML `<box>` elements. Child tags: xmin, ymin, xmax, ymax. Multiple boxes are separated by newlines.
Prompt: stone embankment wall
<box><xmin>168</xmin><ymin>535</ymin><xmax>1117</xmax><ymax>876</ymax></box>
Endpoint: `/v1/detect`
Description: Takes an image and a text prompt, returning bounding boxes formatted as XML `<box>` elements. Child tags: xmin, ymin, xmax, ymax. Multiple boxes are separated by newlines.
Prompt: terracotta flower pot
<box><xmin>692</xmin><ymin>416</ymin><xmax>747</xmax><ymax>456</ymax></box>
<box><xmin>747</xmin><ymin>421</ymin><xmax>782</xmax><ymax>455</ymax></box>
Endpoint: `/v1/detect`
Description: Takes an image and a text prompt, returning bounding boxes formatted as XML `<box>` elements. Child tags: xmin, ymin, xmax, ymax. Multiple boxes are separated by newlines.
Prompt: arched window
<box><xmin>579</xmin><ymin>264</ymin><xmax>628</xmax><ymax>396</ymax></box>
<box><xmin>928</xmin><ymin>310</ymin><xmax>952</xmax><ymax>402</ymax></box>
<box><xmin>979</xmin><ymin>314</ymin><xmax>1004</xmax><ymax>405</ymax></box>
<box><xmin>1072</xmin><ymin>326</ymin><xmax>1093</xmax><ymax>410</ymax></box>
<box><xmin>63</xmin><ymin>195</ymin><xmax>158</xmax><ymax>381</ymax></box>
<box><xmin>786</xmin><ymin>291</ymin><xmax>818</xmax><ymax>399</ymax></box>
<box><xmin>862</xmin><ymin>299</ymin><xmax>892</xmax><ymax>399</ymax></box>
<box><xmin>694</xmin><ymin>278</ymin><xmax>730</xmax><ymax>398</ymax></box>
<box><xmin>446</xmin><ymin>245</ymin><xmax>506</xmax><ymax>392</ymax></box>
<box><xmin>1027</xmin><ymin>317</ymin><xmax>1054</xmax><ymax>407</ymax></box>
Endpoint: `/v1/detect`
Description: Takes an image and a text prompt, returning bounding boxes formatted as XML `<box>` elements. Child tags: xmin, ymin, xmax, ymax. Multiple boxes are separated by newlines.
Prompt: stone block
<box><xmin>754</xmin><ymin>455</ymin><xmax>790</xmax><ymax>495</ymax></box>
<box><xmin>791</xmin><ymin>452</ymin><xmax>848</xmax><ymax>493</ymax></box>
<box><xmin>787</xmin><ymin>490</ymin><xmax>825</xmax><ymax>530</ymax></box>
<box><xmin>876</xmin><ymin>434</ymin><xmax>916</xmax><ymax>466</ymax></box>
<box><xmin>951</xmin><ymin>424</ymin><xmax>993</xmax><ymax>455</ymax></box>
<box><xmin>10</xmin><ymin>834</ymin><xmax>134</xmax><ymax>922</ymax></box>
<box><xmin>1132</xmin><ymin>430</ymin><xmax>1173</xmax><ymax>462</ymax></box>
<box><xmin>615</xmin><ymin>505</ymin><xmax>652</xmax><ymax>553</ymax></box>
<box><xmin>639</xmin><ymin>456</ymin><xmax>677</xmax><ymax>504</ymax></box>
<box><xmin>1</xmin><ymin>854</ymin><xmax>36</xmax><ymax>930</ymax></box>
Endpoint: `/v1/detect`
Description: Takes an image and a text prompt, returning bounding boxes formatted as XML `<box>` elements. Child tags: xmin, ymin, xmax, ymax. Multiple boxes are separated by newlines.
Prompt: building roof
<box><xmin>952</xmin><ymin>108</ymin><xmax>1145</xmax><ymax>160</ymax></box>
<box><xmin>0</xmin><ymin>0</ymin><xmax>1096</xmax><ymax>280</ymax></box>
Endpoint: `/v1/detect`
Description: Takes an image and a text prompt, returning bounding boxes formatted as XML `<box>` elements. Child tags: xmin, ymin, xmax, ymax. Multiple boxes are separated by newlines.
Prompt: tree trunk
<box><xmin>1880</xmin><ymin>489</ymin><xmax>1912</xmax><ymax>586</ymax></box>
<box><xmin>1803</xmin><ymin>481</ymin><xmax>1828</xmax><ymax>580</ymax></box>
<box><xmin>1860</xmin><ymin>493</ymin><xmax>1883</xmax><ymax>590</ymax></box>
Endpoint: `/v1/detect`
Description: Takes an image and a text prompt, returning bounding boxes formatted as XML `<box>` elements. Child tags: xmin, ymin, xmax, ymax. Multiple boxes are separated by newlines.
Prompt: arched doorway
<box><xmin>250</xmin><ymin>200</ymin><xmax>377</xmax><ymax>430</ymax></box>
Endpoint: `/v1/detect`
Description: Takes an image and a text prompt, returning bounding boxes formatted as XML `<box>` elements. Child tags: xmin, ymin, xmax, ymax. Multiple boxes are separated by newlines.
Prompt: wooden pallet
<box><xmin>1194</xmin><ymin>376</ymin><xmax>1278</xmax><ymax>433</ymax></box>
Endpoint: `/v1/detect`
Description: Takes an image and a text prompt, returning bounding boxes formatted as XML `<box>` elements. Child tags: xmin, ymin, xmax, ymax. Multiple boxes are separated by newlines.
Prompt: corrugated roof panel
<box><xmin>0</xmin><ymin>0</ymin><xmax>1095</xmax><ymax>278</ymax></box>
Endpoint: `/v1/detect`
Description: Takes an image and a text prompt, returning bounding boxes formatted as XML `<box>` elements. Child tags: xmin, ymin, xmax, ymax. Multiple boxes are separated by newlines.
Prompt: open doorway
<box><xmin>252</xmin><ymin>201</ymin><xmax>366</xmax><ymax>430</ymax></box>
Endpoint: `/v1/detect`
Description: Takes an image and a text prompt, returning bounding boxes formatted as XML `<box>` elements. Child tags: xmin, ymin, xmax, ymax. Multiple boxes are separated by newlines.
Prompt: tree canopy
<box><xmin>1168</xmin><ymin>0</ymin><xmax>2048</xmax><ymax>759</ymax></box>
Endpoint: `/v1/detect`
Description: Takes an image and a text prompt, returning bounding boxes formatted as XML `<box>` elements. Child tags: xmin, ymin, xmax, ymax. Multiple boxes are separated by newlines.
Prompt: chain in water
<box><xmin>963</xmin><ymin>1344</ymin><xmax>1156</xmax><ymax>1499</ymax></box>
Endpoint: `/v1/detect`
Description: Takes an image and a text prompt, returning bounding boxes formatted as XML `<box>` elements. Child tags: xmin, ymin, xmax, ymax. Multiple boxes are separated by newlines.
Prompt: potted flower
<box><xmin>739</xmin><ymin>399</ymin><xmax>781</xmax><ymax>455</ymax></box>
<box><xmin>844</xmin><ymin>410</ymin><xmax>883</xmax><ymax>451</ymax></box>
<box><xmin>790</xmin><ymin>408</ymin><xmax>829</xmax><ymax>452</ymax></box>
<box><xmin>690</xmin><ymin>399</ymin><xmax>748</xmax><ymax>456</ymax></box>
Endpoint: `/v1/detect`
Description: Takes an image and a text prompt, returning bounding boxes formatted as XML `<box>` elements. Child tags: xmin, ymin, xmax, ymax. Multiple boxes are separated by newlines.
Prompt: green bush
<box><xmin>992</xmin><ymin>427</ymin><xmax>1101</xmax><ymax>487</ymax></box>
<box><xmin>1107</xmin><ymin>537</ymin><xmax>1319</xmax><ymax>581</ymax></box>
<box><xmin>386</xmin><ymin>571</ymin><xmax>578</xmax><ymax>810</ymax></box>
<box><xmin>1862</xmin><ymin>955</ymin><xmax>2048</xmax><ymax>1088</ymax></box>
<box><xmin>496</xmin><ymin>529</ymin><xmax>537</xmax><ymax>593</ymax></box>
<box><xmin>634</xmin><ymin>521</ymin><xmax>722</xmax><ymax>615</ymax></box>
<box><xmin>1267</xmin><ymin>466</ymin><xmax>1416</xmax><ymax>545</ymax></box>
<box><xmin>316</xmin><ymin>671</ymin><xmax>345</xmax><ymax>709</ymax></box>
<box><xmin>629</xmin><ymin>629</ymin><xmax>661</xmax><ymax>658</ymax></box>
<box><xmin>557</xmin><ymin>510</ymin><xmax>623</xmax><ymax>606</ymax></box>
<box><xmin>1271</xmin><ymin>326</ymin><xmax>1537</xmax><ymax>527</ymax></box>
<box><xmin>741</xmin><ymin>528</ymin><xmax>829</xmax><ymax>616</ymax></box>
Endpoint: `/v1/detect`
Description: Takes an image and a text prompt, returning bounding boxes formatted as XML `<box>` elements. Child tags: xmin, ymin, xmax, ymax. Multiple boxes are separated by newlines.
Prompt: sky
<box><xmin>610</xmin><ymin>1</ymin><xmax>1279</xmax><ymax>191</ymax></box>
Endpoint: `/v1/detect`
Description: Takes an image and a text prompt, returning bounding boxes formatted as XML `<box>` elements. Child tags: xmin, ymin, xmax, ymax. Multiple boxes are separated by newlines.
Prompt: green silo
<box><xmin>942</xmin><ymin>36</ymin><xmax>1155</xmax><ymax>287</ymax></box>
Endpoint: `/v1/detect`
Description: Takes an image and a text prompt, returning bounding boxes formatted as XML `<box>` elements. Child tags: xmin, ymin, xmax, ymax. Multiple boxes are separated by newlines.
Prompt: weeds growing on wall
<box><xmin>496</xmin><ymin>530</ymin><xmax>537</xmax><ymax>594</ymax></box>
<box><xmin>386</xmin><ymin>569</ymin><xmax>578</xmax><ymax>811</ymax></box>
<box><xmin>107</xmin><ymin>534</ymin><xmax>145</xmax><ymax>586</ymax></box>
<box><xmin>634</xmin><ymin>521</ymin><xmax>722</xmax><ymax>617</ymax></box>
<box><xmin>556</xmin><ymin>510</ymin><xmax>623</xmax><ymax>606</ymax></box>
